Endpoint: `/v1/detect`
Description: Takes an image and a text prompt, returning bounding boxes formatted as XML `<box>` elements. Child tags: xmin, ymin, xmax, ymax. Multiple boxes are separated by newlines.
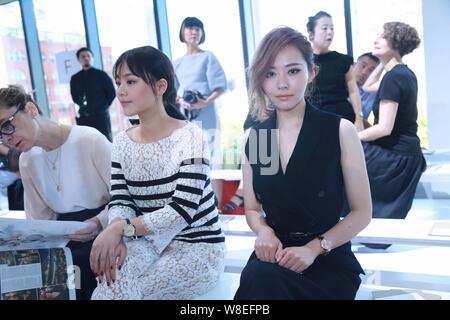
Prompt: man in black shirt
<box><xmin>70</xmin><ymin>47</ymin><xmax>115</xmax><ymax>141</ymax></box>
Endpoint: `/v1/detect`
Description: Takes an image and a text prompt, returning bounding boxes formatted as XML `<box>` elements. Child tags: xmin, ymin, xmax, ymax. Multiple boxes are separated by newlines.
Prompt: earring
<box><xmin>267</xmin><ymin>100</ymin><xmax>276</xmax><ymax>111</ymax></box>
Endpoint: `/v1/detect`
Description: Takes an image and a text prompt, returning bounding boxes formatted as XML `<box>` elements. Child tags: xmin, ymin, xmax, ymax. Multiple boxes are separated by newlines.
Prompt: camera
<box><xmin>182</xmin><ymin>90</ymin><xmax>206</xmax><ymax>105</ymax></box>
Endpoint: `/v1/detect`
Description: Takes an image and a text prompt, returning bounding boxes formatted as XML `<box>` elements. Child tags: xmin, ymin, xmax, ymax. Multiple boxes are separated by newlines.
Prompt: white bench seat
<box><xmin>196</xmin><ymin>272</ymin><xmax>450</xmax><ymax>300</ymax></box>
<box><xmin>211</xmin><ymin>165</ymin><xmax>450</xmax><ymax>184</ymax></box>
<box><xmin>220</xmin><ymin>215</ymin><xmax>450</xmax><ymax>247</ymax></box>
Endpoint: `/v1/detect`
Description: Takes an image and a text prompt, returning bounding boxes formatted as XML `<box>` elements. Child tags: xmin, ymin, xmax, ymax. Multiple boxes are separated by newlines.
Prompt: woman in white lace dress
<box><xmin>89</xmin><ymin>46</ymin><xmax>225</xmax><ymax>300</ymax></box>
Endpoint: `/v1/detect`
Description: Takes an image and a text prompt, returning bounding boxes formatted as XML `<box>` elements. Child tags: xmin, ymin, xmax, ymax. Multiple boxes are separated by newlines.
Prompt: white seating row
<box><xmin>217</xmin><ymin>215</ymin><xmax>450</xmax><ymax>300</ymax></box>
<box><xmin>196</xmin><ymin>272</ymin><xmax>450</xmax><ymax>300</ymax></box>
<box><xmin>3</xmin><ymin>210</ymin><xmax>449</xmax><ymax>299</ymax></box>
<box><xmin>220</xmin><ymin>214</ymin><xmax>450</xmax><ymax>247</ymax></box>
<box><xmin>211</xmin><ymin>164</ymin><xmax>450</xmax><ymax>183</ymax></box>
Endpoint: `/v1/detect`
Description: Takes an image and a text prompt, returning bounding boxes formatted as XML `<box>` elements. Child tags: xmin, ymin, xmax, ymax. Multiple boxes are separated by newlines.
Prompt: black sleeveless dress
<box><xmin>234</xmin><ymin>102</ymin><xmax>364</xmax><ymax>300</ymax></box>
<box><xmin>310</xmin><ymin>51</ymin><xmax>355</xmax><ymax>122</ymax></box>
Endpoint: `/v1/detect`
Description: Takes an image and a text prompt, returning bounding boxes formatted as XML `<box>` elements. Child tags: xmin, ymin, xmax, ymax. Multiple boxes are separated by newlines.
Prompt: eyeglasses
<box><xmin>0</xmin><ymin>107</ymin><xmax>22</xmax><ymax>139</ymax></box>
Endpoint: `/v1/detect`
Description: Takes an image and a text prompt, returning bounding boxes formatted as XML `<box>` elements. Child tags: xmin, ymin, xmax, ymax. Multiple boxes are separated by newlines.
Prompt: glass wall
<box><xmin>166</xmin><ymin>0</ymin><xmax>248</xmax><ymax>168</ymax></box>
<box><xmin>252</xmin><ymin>0</ymin><xmax>347</xmax><ymax>54</ymax></box>
<box><xmin>95</xmin><ymin>0</ymin><xmax>159</xmax><ymax>135</ymax></box>
<box><xmin>0</xmin><ymin>0</ymin><xmax>429</xmax><ymax>147</ymax></box>
<box><xmin>0</xmin><ymin>1</ymin><xmax>32</xmax><ymax>91</ymax></box>
<box><xmin>350</xmin><ymin>0</ymin><xmax>428</xmax><ymax>146</ymax></box>
<box><xmin>33</xmin><ymin>0</ymin><xmax>86</xmax><ymax>125</ymax></box>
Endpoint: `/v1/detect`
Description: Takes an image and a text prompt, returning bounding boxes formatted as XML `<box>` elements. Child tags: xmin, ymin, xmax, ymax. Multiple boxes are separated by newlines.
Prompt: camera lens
<box><xmin>183</xmin><ymin>91</ymin><xmax>198</xmax><ymax>104</ymax></box>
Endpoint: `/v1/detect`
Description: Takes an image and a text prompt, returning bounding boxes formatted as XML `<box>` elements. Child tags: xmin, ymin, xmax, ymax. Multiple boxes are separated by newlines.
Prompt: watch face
<box><xmin>321</xmin><ymin>239</ymin><xmax>332</xmax><ymax>251</ymax></box>
<box><xmin>123</xmin><ymin>224</ymin><xmax>135</xmax><ymax>237</ymax></box>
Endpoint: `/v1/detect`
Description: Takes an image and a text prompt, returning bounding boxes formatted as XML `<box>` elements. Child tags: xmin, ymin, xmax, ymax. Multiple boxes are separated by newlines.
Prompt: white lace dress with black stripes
<box><xmin>91</xmin><ymin>122</ymin><xmax>225</xmax><ymax>300</ymax></box>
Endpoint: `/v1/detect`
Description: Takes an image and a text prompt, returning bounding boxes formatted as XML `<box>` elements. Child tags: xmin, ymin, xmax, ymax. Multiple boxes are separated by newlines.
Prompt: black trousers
<box><xmin>234</xmin><ymin>252</ymin><xmax>361</xmax><ymax>300</ymax></box>
<box><xmin>57</xmin><ymin>204</ymin><xmax>106</xmax><ymax>300</ymax></box>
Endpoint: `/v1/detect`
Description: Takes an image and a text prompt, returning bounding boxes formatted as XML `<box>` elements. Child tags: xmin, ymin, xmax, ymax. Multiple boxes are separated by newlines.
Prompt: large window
<box><xmin>0</xmin><ymin>1</ymin><xmax>32</xmax><ymax>91</ymax></box>
<box><xmin>95</xmin><ymin>0</ymin><xmax>159</xmax><ymax>135</ymax></box>
<box><xmin>33</xmin><ymin>0</ymin><xmax>86</xmax><ymax>125</ymax></box>
<box><xmin>350</xmin><ymin>0</ymin><xmax>427</xmax><ymax>146</ymax></box>
<box><xmin>252</xmin><ymin>0</ymin><xmax>347</xmax><ymax>54</ymax></box>
<box><xmin>166</xmin><ymin>0</ymin><xmax>248</xmax><ymax>168</ymax></box>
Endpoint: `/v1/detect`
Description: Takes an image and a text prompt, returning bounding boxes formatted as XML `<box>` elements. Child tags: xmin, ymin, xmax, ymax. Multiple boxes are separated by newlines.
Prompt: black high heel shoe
<box><xmin>223</xmin><ymin>194</ymin><xmax>244</xmax><ymax>211</ymax></box>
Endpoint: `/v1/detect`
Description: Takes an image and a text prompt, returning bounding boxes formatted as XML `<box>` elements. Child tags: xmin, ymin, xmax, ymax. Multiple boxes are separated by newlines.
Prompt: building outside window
<box><xmin>34</xmin><ymin>0</ymin><xmax>86</xmax><ymax>125</ymax></box>
<box><xmin>0</xmin><ymin>1</ymin><xmax>32</xmax><ymax>91</ymax></box>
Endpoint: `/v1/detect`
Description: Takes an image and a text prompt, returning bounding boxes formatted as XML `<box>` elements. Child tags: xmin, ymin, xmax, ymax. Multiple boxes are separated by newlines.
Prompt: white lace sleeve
<box><xmin>142</xmin><ymin>127</ymin><xmax>211</xmax><ymax>254</ymax></box>
<box><xmin>108</xmin><ymin>137</ymin><xmax>138</xmax><ymax>224</ymax></box>
<box><xmin>142</xmin><ymin>159</ymin><xmax>209</xmax><ymax>254</ymax></box>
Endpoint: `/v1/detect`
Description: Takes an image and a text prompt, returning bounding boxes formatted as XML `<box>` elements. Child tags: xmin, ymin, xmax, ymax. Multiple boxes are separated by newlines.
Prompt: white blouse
<box><xmin>19</xmin><ymin>126</ymin><xmax>111</xmax><ymax>226</ymax></box>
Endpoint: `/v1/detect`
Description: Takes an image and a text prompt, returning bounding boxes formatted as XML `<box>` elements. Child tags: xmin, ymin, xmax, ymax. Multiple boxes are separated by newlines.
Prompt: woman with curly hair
<box><xmin>358</xmin><ymin>22</ymin><xmax>426</xmax><ymax>248</ymax></box>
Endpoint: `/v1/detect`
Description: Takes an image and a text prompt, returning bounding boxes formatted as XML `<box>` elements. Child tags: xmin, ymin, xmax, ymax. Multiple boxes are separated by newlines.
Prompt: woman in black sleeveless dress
<box><xmin>234</xmin><ymin>27</ymin><xmax>371</xmax><ymax>300</ymax></box>
<box><xmin>358</xmin><ymin>22</ymin><xmax>425</xmax><ymax>249</ymax></box>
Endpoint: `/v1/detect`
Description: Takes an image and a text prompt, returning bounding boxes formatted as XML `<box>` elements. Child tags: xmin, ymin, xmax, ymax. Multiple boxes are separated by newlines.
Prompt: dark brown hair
<box><xmin>113</xmin><ymin>46</ymin><xmax>185</xmax><ymax>120</ymax></box>
<box><xmin>306</xmin><ymin>11</ymin><xmax>332</xmax><ymax>33</ymax></box>
<box><xmin>0</xmin><ymin>85</ymin><xmax>42</xmax><ymax>114</ymax></box>
<box><xmin>248</xmin><ymin>27</ymin><xmax>315</xmax><ymax>121</ymax></box>
<box><xmin>76</xmin><ymin>47</ymin><xmax>93</xmax><ymax>59</ymax></box>
<box><xmin>382</xmin><ymin>22</ymin><xmax>421</xmax><ymax>57</ymax></box>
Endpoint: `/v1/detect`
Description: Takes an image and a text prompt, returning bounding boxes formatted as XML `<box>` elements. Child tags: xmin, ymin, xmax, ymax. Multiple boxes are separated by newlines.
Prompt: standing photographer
<box><xmin>174</xmin><ymin>17</ymin><xmax>227</xmax><ymax>204</ymax></box>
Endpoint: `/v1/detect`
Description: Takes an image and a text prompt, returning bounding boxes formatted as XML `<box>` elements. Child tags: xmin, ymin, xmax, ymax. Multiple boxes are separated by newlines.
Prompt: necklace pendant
<box><xmin>53</xmin><ymin>164</ymin><xmax>56</xmax><ymax>170</ymax></box>
<box><xmin>56</xmin><ymin>185</ymin><xmax>61</xmax><ymax>192</ymax></box>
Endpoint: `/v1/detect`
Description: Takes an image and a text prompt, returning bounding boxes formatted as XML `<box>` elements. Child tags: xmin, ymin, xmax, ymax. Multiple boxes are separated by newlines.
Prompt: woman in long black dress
<box><xmin>307</xmin><ymin>11</ymin><xmax>364</xmax><ymax>132</ymax></box>
<box><xmin>359</xmin><ymin>22</ymin><xmax>425</xmax><ymax>248</ymax></box>
<box><xmin>234</xmin><ymin>27</ymin><xmax>371</xmax><ymax>300</ymax></box>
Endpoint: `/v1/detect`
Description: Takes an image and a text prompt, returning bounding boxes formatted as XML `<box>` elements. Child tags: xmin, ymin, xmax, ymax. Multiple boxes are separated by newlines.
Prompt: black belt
<box><xmin>276</xmin><ymin>231</ymin><xmax>315</xmax><ymax>242</ymax></box>
<box><xmin>56</xmin><ymin>203</ymin><xmax>107</xmax><ymax>222</ymax></box>
<box><xmin>273</xmin><ymin>227</ymin><xmax>325</xmax><ymax>247</ymax></box>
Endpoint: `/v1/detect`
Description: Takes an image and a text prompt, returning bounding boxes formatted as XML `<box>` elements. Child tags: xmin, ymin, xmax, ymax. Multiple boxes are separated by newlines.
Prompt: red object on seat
<box><xmin>220</xmin><ymin>180</ymin><xmax>245</xmax><ymax>215</ymax></box>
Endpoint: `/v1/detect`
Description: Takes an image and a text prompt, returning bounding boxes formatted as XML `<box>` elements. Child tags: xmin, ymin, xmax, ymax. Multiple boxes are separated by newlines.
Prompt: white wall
<box><xmin>423</xmin><ymin>0</ymin><xmax>450</xmax><ymax>150</ymax></box>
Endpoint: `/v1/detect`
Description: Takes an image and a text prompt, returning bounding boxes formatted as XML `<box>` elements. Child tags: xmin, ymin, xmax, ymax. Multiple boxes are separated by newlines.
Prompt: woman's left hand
<box><xmin>190</xmin><ymin>96</ymin><xmax>209</xmax><ymax>109</ymax></box>
<box><xmin>276</xmin><ymin>246</ymin><xmax>317</xmax><ymax>273</ymax></box>
<box><xmin>90</xmin><ymin>222</ymin><xmax>127</xmax><ymax>285</ymax></box>
<box><xmin>67</xmin><ymin>219</ymin><xmax>101</xmax><ymax>242</ymax></box>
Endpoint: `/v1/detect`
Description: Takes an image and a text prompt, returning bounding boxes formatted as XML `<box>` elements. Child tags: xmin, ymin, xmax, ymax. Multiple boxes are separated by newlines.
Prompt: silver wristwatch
<box><xmin>318</xmin><ymin>235</ymin><xmax>332</xmax><ymax>255</ymax></box>
<box><xmin>122</xmin><ymin>218</ymin><xmax>136</xmax><ymax>238</ymax></box>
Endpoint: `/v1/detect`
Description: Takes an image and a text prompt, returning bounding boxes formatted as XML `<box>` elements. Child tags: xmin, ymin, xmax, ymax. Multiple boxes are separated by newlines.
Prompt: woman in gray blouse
<box><xmin>174</xmin><ymin>17</ymin><xmax>227</xmax><ymax>203</ymax></box>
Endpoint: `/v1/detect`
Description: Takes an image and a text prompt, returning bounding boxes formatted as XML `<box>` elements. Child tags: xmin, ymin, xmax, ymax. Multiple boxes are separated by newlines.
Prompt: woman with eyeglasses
<box><xmin>0</xmin><ymin>85</ymin><xmax>111</xmax><ymax>300</ymax></box>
